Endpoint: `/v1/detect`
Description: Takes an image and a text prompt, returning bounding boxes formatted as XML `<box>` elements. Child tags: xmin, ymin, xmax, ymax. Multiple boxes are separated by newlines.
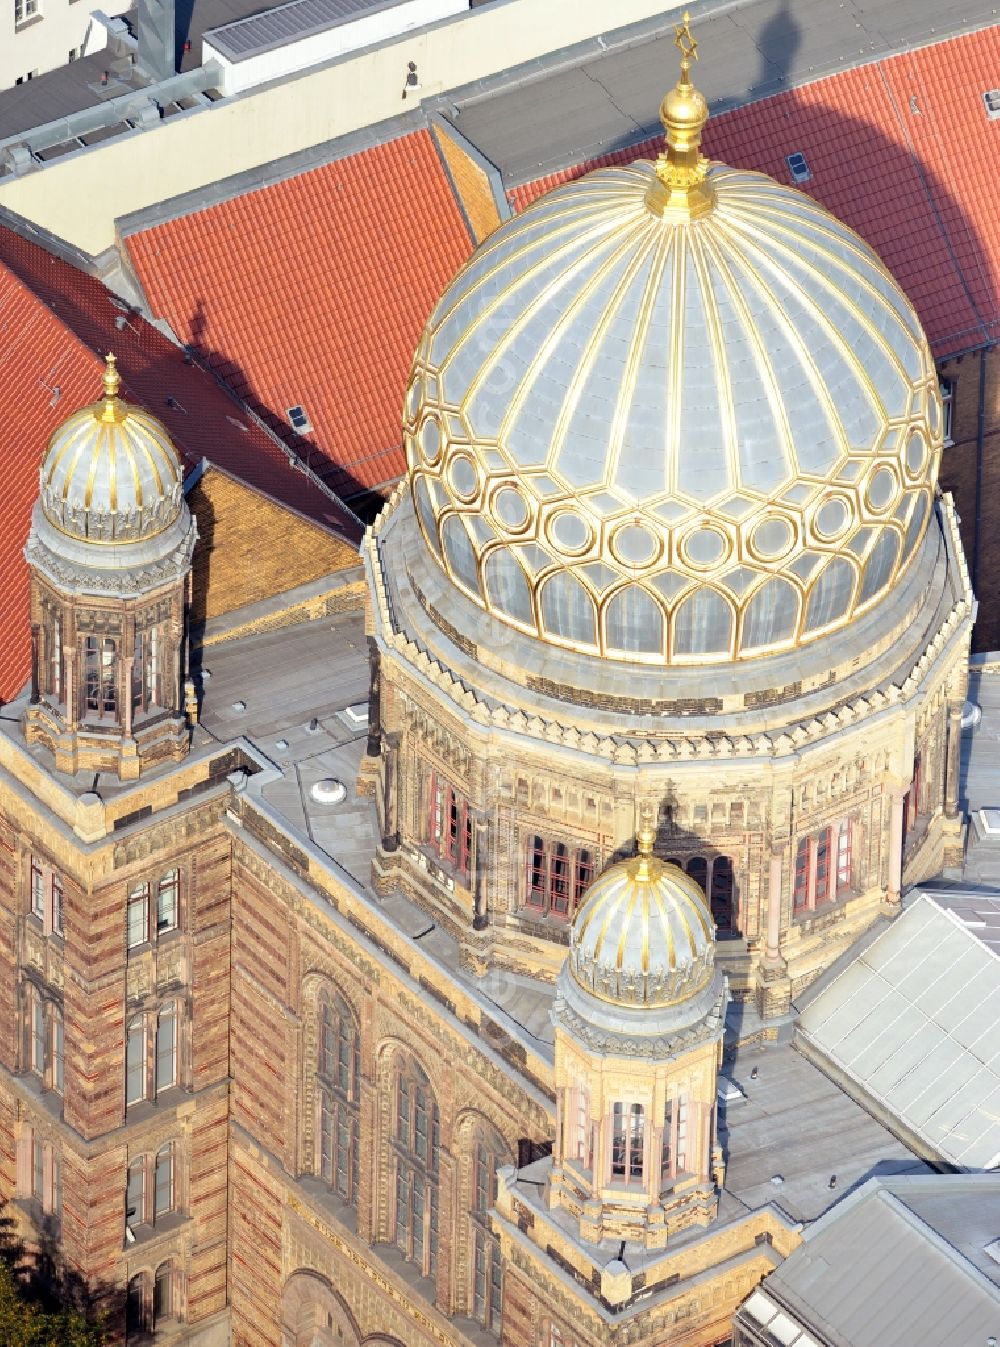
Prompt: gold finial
<box><xmin>100</xmin><ymin>352</ymin><xmax>123</xmax><ymax>424</ymax></box>
<box><xmin>648</xmin><ymin>10</ymin><xmax>714</xmax><ymax>218</ymax></box>
<box><xmin>634</xmin><ymin>804</ymin><xmax>659</xmax><ymax>880</ymax></box>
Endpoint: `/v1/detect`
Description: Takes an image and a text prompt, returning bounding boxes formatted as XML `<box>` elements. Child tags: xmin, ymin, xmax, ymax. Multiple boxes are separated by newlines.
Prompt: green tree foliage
<box><xmin>0</xmin><ymin>1259</ymin><xmax>107</xmax><ymax>1345</ymax></box>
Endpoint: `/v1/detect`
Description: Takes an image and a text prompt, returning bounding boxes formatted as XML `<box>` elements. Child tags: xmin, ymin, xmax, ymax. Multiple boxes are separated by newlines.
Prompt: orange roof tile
<box><xmin>510</xmin><ymin>26</ymin><xmax>1000</xmax><ymax>359</ymax></box>
<box><xmin>0</xmin><ymin>224</ymin><xmax>363</xmax><ymax>704</ymax></box>
<box><xmin>125</xmin><ymin>129</ymin><xmax>476</xmax><ymax>498</ymax></box>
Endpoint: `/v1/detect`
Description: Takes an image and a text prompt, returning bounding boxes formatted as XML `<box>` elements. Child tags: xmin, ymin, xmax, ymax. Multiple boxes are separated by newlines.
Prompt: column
<box><xmin>886</xmin><ymin>788</ymin><xmax>906</xmax><ymax>908</ymax></box>
<box><xmin>122</xmin><ymin>658</ymin><xmax>135</xmax><ymax>738</ymax></box>
<box><xmin>381</xmin><ymin>732</ymin><xmax>399</xmax><ymax>852</ymax></box>
<box><xmin>765</xmin><ymin>844</ymin><xmax>784</xmax><ymax>962</ymax></box>
<box><xmin>472</xmin><ymin>814</ymin><xmax>489</xmax><ymax>930</ymax></box>
<box><xmin>944</xmin><ymin>702</ymin><xmax>963</xmax><ymax>818</ymax></box>
<box><xmin>29</xmin><ymin>624</ymin><xmax>40</xmax><ymax>705</ymax></box>
<box><xmin>64</xmin><ymin>647</ymin><xmax>77</xmax><ymax>729</ymax></box>
<box><xmin>366</xmin><ymin>636</ymin><xmax>382</xmax><ymax>759</ymax></box>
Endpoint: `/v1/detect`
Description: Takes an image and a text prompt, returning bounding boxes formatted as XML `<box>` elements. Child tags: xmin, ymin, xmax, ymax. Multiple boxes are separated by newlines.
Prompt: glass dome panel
<box><xmin>804</xmin><ymin>556</ymin><xmax>856</xmax><ymax>631</ymax></box>
<box><xmin>858</xmin><ymin>527</ymin><xmax>900</xmax><ymax>605</ymax></box>
<box><xmin>673</xmin><ymin>588</ymin><xmax>733</xmax><ymax>655</ymax></box>
<box><xmin>484</xmin><ymin>549</ymin><xmax>533</xmax><ymax>624</ymax></box>
<box><xmin>442</xmin><ymin>515</ymin><xmax>480</xmax><ymax>594</ymax></box>
<box><xmin>741</xmin><ymin>577</ymin><xmax>799</xmax><ymax>649</ymax></box>
<box><xmin>413</xmin><ymin>477</ymin><xmax>441</xmax><ymax>554</ymax></box>
<box><xmin>540</xmin><ymin>571</ymin><xmax>597</xmax><ymax>646</ymax></box>
<box><xmin>605</xmin><ymin>585</ymin><xmax>664</xmax><ymax>654</ymax></box>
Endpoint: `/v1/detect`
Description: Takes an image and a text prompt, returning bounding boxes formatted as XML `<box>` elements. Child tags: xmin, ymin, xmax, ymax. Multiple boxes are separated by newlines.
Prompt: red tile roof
<box><xmin>125</xmin><ymin>129</ymin><xmax>475</xmax><ymax>498</ymax></box>
<box><xmin>510</xmin><ymin>26</ymin><xmax>1000</xmax><ymax>359</ymax></box>
<box><xmin>0</xmin><ymin>223</ymin><xmax>363</xmax><ymax>703</ymax></box>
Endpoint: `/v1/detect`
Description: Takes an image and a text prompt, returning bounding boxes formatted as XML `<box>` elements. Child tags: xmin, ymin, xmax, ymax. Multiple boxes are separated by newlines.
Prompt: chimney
<box><xmin>137</xmin><ymin>0</ymin><xmax>177</xmax><ymax>82</ymax></box>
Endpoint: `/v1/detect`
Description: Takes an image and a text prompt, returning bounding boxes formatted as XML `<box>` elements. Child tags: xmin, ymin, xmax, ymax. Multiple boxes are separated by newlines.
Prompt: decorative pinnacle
<box><xmin>648</xmin><ymin>10</ymin><xmax>714</xmax><ymax>218</ymax></box>
<box><xmin>99</xmin><ymin>352</ymin><xmax>123</xmax><ymax>423</ymax></box>
<box><xmin>637</xmin><ymin>803</ymin><xmax>656</xmax><ymax>856</ymax></box>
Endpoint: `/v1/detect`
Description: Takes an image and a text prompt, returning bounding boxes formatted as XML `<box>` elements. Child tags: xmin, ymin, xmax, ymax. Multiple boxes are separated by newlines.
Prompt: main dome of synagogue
<box><xmin>403</xmin><ymin>57</ymin><xmax>942</xmax><ymax>666</ymax></box>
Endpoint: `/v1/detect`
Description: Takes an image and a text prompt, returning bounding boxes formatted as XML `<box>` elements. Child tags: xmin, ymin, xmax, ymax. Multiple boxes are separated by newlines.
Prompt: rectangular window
<box><xmin>84</xmin><ymin>636</ymin><xmax>99</xmax><ymax>713</ymax></box>
<box><xmin>32</xmin><ymin>1136</ymin><xmax>44</xmax><ymax>1202</ymax></box>
<box><xmin>940</xmin><ymin>377</ymin><xmax>955</xmax><ymax>444</ymax></box>
<box><xmin>154</xmin><ymin>1147</ymin><xmax>173</xmax><ymax>1220</ymax></box>
<box><xmin>793</xmin><ymin>837</ymin><xmax>810</xmax><ymax>912</ymax></box>
<box><xmin>527</xmin><ymin>836</ymin><xmax>546</xmax><ymax>909</ymax></box>
<box><xmin>155</xmin><ymin>1007</ymin><xmax>176</xmax><ymax>1094</ymax></box>
<box><xmin>627</xmin><ymin>1103</ymin><xmax>644</xmax><ymax>1181</ymax></box>
<box><xmin>836</xmin><ymin>821</ymin><xmax>853</xmax><ymax>892</ymax></box>
<box><xmin>53</xmin><ymin>1016</ymin><xmax>63</xmax><ymax>1094</ymax></box>
<box><xmin>31</xmin><ymin>993</ymin><xmax>46</xmax><ymax>1075</ymax></box>
<box><xmin>611</xmin><ymin>1102</ymin><xmax>644</xmax><ymax>1182</ymax></box>
<box><xmin>661</xmin><ymin>1098</ymin><xmax>673</xmax><ymax>1182</ymax></box>
<box><xmin>126</xmin><ymin>1019</ymin><xmax>145</xmax><ymax>1105</ymax></box>
<box><xmin>51</xmin><ymin>875</ymin><xmax>63</xmax><ymax>937</ymax></box>
<box><xmin>30</xmin><ymin>860</ymin><xmax>44</xmax><ymax>920</ymax></box>
<box><xmin>675</xmin><ymin>1095</ymin><xmax>688</xmax><ymax>1173</ymax></box>
<box><xmin>156</xmin><ymin>871</ymin><xmax>178</xmax><ymax>934</ymax></box>
<box><xmin>572</xmin><ymin>1089</ymin><xmax>589</xmax><ymax>1165</ymax></box>
<box><xmin>131</xmin><ymin>631</ymin><xmax>144</xmax><ymax>713</ymax></box>
<box><xmin>550</xmin><ymin>843</ymin><xmax>570</xmax><ymax>916</ymax></box>
<box><xmin>611</xmin><ymin>1102</ymin><xmax>626</xmax><ymax>1178</ymax></box>
<box><xmin>815</xmin><ymin>827</ymin><xmax>832</xmax><ymax>903</ymax></box>
<box><xmin>15</xmin><ymin>0</ymin><xmax>39</xmax><ymax>22</ymax></box>
<box><xmin>575</xmin><ymin>849</ymin><xmax>594</xmax><ymax>905</ymax></box>
<box><xmin>127</xmin><ymin>885</ymin><xmax>149</xmax><ymax>948</ymax></box>
<box><xmin>51</xmin><ymin>617</ymin><xmax>61</xmax><ymax>699</ymax></box>
<box><xmin>429</xmin><ymin>776</ymin><xmax>443</xmax><ymax>848</ymax></box>
<box><xmin>126</xmin><ymin>1160</ymin><xmax>145</xmax><ymax>1226</ymax></box>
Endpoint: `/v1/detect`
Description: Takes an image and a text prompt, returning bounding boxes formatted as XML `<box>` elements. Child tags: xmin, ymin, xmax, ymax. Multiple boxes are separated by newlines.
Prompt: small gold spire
<box><xmin>99</xmin><ymin>352</ymin><xmax>124</xmax><ymax>424</ymax></box>
<box><xmin>648</xmin><ymin>10</ymin><xmax>714</xmax><ymax>219</ymax></box>
<box><xmin>634</xmin><ymin>804</ymin><xmax>658</xmax><ymax>880</ymax></box>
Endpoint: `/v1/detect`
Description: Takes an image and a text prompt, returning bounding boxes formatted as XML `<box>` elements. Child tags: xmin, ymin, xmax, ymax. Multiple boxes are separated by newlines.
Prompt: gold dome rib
<box><xmin>492</xmin><ymin>214</ymin><xmax>653</xmax><ymax>452</ymax></box>
<box><xmin>720</xmin><ymin>207</ymin><xmax>912</xmax><ymax>404</ymax></box>
<box><xmin>448</xmin><ymin>211</ymin><xmax>640</xmax><ymax>403</ymax></box>
<box><xmin>544</xmin><ymin>223</ymin><xmax>661</xmax><ymax>475</ymax></box>
<box><xmin>433</xmin><ymin>198</ymin><xmax>630</xmax><ymax>365</ymax></box>
<box><xmin>604</xmin><ymin>219</ymin><xmax>674</xmax><ymax>492</ymax></box>
<box><xmin>689</xmin><ymin>225</ymin><xmax>740</xmax><ymax>494</ymax></box>
<box><xmin>665</xmin><ymin>226</ymin><xmax>687</xmax><ymax>500</ymax></box>
<box><xmin>713</xmin><ymin>218</ymin><xmax>850</xmax><ymax>470</ymax></box>
<box><xmin>615</xmin><ymin>884</ymin><xmax>640</xmax><ymax>974</ymax></box>
<box><xmin>698</xmin><ymin>227</ymin><xmax>797</xmax><ymax>483</ymax></box>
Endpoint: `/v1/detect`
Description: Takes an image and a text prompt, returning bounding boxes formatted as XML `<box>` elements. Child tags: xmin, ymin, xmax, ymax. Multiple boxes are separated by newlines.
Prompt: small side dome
<box><xmin>39</xmin><ymin>354</ymin><xmax>183</xmax><ymax>544</ymax></box>
<box><xmin>570</xmin><ymin>814</ymin><xmax>715</xmax><ymax>1008</ymax></box>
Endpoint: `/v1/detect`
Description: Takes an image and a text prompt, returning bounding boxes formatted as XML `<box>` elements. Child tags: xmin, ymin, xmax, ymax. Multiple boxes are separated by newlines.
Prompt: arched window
<box><xmin>153</xmin><ymin>1260</ymin><xmax>176</xmax><ymax>1324</ymax></box>
<box><xmin>154</xmin><ymin>1144</ymin><xmax>174</xmax><ymax>1220</ymax></box>
<box><xmin>392</xmin><ymin>1060</ymin><xmax>439</xmax><ymax>1279</ymax></box>
<box><xmin>611</xmin><ymin>1102</ymin><xmax>644</xmax><ymax>1185</ymax></box>
<box><xmin>316</xmin><ymin>992</ymin><xmax>360</xmax><ymax>1208</ymax></box>
<box><xmin>471</xmin><ymin>1128</ymin><xmax>505</xmax><ymax>1333</ymax></box>
<box><xmin>711</xmin><ymin>857</ymin><xmax>735</xmax><ymax>933</ymax></box>
<box><xmin>126</xmin><ymin>1273</ymin><xmax>148</xmax><ymax>1336</ymax></box>
<box><xmin>131</xmin><ymin>624</ymin><xmax>161</xmax><ymax>716</ymax></box>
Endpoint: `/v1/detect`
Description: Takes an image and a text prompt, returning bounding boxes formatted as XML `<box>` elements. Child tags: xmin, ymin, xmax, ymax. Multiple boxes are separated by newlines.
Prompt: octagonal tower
<box><xmin>24</xmin><ymin>355</ymin><xmax>197</xmax><ymax>780</ymax></box>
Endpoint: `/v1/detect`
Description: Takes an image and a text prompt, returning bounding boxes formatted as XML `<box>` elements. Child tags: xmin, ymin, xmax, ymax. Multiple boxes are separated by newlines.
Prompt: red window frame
<box><xmin>426</xmin><ymin>773</ymin><xmax>471</xmax><ymax>883</ymax></box>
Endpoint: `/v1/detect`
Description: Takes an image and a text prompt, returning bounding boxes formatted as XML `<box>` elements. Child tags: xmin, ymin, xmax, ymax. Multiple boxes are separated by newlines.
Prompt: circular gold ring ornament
<box><xmin>548</xmin><ymin>509</ymin><xmax>593</xmax><ymax>556</ymax></box>
<box><xmin>448</xmin><ymin>453</ymin><xmax>479</xmax><ymax>502</ymax></box>
<box><xmin>680</xmin><ymin>524</ymin><xmax>730</xmax><ymax>571</ymax></box>
<box><xmin>611</xmin><ymin>521</ymin><xmax>661</xmax><ymax>568</ymax></box>
<box><xmin>813</xmin><ymin>493</ymin><xmax>852</xmax><ymax>542</ymax></box>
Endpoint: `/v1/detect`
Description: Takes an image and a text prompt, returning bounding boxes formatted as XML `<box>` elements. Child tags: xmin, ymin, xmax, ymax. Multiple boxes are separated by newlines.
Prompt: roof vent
<box><xmin>287</xmin><ymin>404</ymin><xmax>313</xmax><ymax>434</ymax></box>
<box><xmin>984</xmin><ymin>90</ymin><xmax>1000</xmax><ymax>120</ymax></box>
<box><xmin>986</xmin><ymin>1237</ymin><xmax>1000</xmax><ymax>1266</ymax></box>
<box><xmin>786</xmin><ymin>151</ymin><xmax>811</xmax><ymax>184</ymax></box>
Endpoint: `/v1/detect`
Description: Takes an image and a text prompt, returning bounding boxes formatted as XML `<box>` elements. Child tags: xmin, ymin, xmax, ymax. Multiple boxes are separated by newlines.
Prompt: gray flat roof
<box><xmin>205</xmin><ymin>0</ymin><xmax>417</xmax><ymax>62</ymax></box>
<box><xmin>750</xmin><ymin>1174</ymin><xmax>1000</xmax><ymax>1347</ymax></box>
<box><xmin>439</xmin><ymin>0</ymin><xmax>1000</xmax><ymax>185</ymax></box>
<box><xmin>799</xmin><ymin>891</ymin><xmax>1000</xmax><ymax>1170</ymax></box>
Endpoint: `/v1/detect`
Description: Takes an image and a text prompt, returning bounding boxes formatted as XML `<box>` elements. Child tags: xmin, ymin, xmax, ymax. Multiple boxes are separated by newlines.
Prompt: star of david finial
<box><xmin>675</xmin><ymin>10</ymin><xmax>698</xmax><ymax>72</ymax></box>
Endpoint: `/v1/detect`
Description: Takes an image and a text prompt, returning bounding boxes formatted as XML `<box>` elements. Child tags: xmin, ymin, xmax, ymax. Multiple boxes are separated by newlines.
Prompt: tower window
<box><xmin>426</xmin><ymin>774</ymin><xmax>472</xmax><ymax>882</ymax></box>
<box><xmin>84</xmin><ymin>636</ymin><xmax>117</xmax><ymax>718</ymax></box>
<box><xmin>611</xmin><ymin>1102</ymin><xmax>644</xmax><ymax>1184</ymax></box>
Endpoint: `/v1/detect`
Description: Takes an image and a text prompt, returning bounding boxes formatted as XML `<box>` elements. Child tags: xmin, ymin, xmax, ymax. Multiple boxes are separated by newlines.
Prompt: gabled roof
<box><xmin>124</xmin><ymin>128</ymin><xmax>476</xmax><ymax>498</ymax></box>
<box><xmin>798</xmin><ymin>890</ymin><xmax>1000</xmax><ymax>1170</ymax></box>
<box><xmin>0</xmin><ymin>222</ymin><xmax>362</xmax><ymax>703</ymax></box>
<box><xmin>511</xmin><ymin>25</ymin><xmax>1000</xmax><ymax>359</ymax></box>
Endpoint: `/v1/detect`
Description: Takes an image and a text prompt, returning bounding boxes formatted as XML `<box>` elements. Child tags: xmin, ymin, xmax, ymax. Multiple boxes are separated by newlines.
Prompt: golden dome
<box><xmin>569</xmin><ymin>813</ymin><xmax>715</xmax><ymax>1008</ymax></box>
<box><xmin>39</xmin><ymin>354</ymin><xmax>184</xmax><ymax>544</ymax></box>
<box><xmin>403</xmin><ymin>18</ymin><xmax>941</xmax><ymax>667</ymax></box>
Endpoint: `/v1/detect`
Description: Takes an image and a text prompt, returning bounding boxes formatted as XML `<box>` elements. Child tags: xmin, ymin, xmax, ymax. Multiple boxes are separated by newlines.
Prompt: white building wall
<box><xmin>205</xmin><ymin>0</ymin><xmax>467</xmax><ymax>97</ymax></box>
<box><xmin>2</xmin><ymin>4</ymin><xmax>122</xmax><ymax>90</ymax></box>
